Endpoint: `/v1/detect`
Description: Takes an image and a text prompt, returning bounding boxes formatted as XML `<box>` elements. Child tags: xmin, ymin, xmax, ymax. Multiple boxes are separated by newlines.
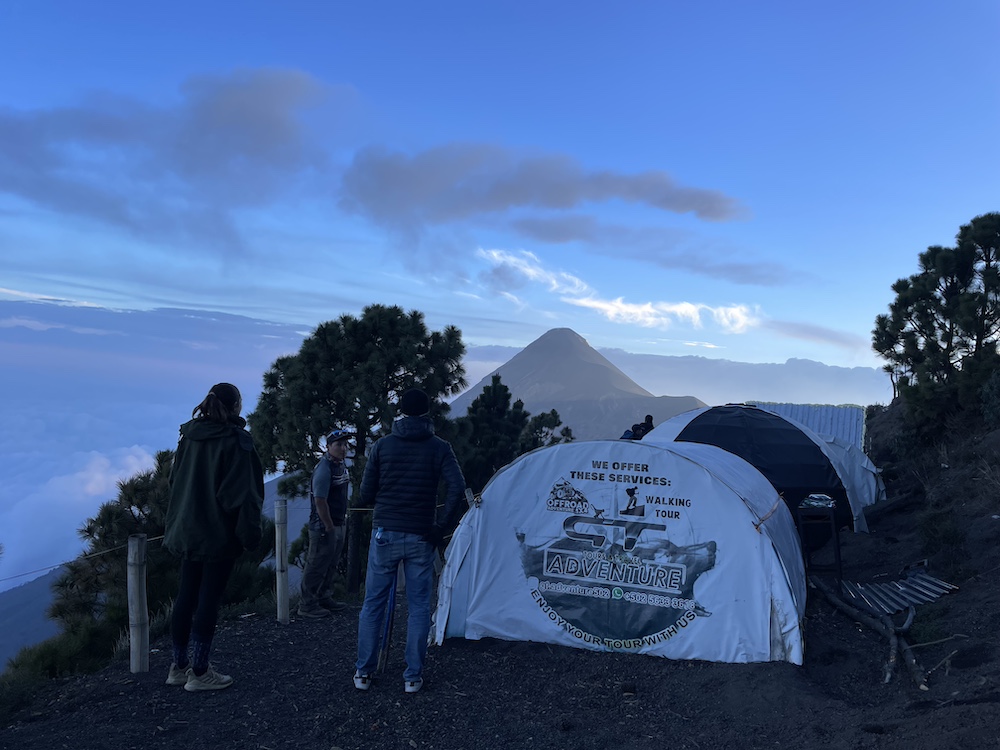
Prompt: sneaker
<box><xmin>184</xmin><ymin>665</ymin><xmax>234</xmax><ymax>692</ymax></box>
<box><xmin>165</xmin><ymin>663</ymin><xmax>191</xmax><ymax>686</ymax></box>
<box><xmin>353</xmin><ymin>671</ymin><xmax>371</xmax><ymax>691</ymax></box>
<box><xmin>319</xmin><ymin>598</ymin><xmax>346</xmax><ymax>612</ymax></box>
<box><xmin>404</xmin><ymin>678</ymin><xmax>423</xmax><ymax>694</ymax></box>
<box><xmin>297</xmin><ymin>604</ymin><xmax>331</xmax><ymax>619</ymax></box>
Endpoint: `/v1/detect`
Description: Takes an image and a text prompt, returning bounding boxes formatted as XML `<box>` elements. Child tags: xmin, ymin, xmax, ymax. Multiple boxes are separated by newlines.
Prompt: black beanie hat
<box><xmin>400</xmin><ymin>388</ymin><xmax>430</xmax><ymax>416</ymax></box>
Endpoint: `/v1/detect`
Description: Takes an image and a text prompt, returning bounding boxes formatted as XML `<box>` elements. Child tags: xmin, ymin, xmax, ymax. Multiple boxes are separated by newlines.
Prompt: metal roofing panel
<box><xmin>748</xmin><ymin>402</ymin><xmax>866</xmax><ymax>449</ymax></box>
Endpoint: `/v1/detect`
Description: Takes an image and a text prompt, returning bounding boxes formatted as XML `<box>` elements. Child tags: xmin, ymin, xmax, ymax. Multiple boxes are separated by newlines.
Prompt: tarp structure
<box><xmin>643</xmin><ymin>405</ymin><xmax>873</xmax><ymax>534</ymax></box>
<box><xmin>434</xmin><ymin>439</ymin><xmax>807</xmax><ymax>664</ymax></box>
<box><xmin>817</xmin><ymin>434</ymin><xmax>887</xmax><ymax>514</ymax></box>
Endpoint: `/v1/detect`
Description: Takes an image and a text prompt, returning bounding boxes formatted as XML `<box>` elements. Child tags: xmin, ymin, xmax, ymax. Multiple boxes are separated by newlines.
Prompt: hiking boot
<box><xmin>165</xmin><ymin>663</ymin><xmax>191</xmax><ymax>686</ymax></box>
<box><xmin>184</xmin><ymin>665</ymin><xmax>234</xmax><ymax>692</ymax></box>
<box><xmin>297</xmin><ymin>604</ymin><xmax>331</xmax><ymax>619</ymax></box>
<box><xmin>404</xmin><ymin>677</ymin><xmax>423</xmax><ymax>694</ymax></box>
<box><xmin>353</xmin><ymin>671</ymin><xmax>371</xmax><ymax>691</ymax></box>
<box><xmin>320</xmin><ymin>598</ymin><xmax>346</xmax><ymax>612</ymax></box>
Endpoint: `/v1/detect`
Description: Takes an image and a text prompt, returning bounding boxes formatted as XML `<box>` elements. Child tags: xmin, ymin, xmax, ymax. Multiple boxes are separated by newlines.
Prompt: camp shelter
<box><xmin>818</xmin><ymin>434</ymin><xmax>886</xmax><ymax>513</ymax></box>
<box><xmin>434</xmin><ymin>439</ymin><xmax>807</xmax><ymax>664</ymax></box>
<box><xmin>643</xmin><ymin>404</ymin><xmax>871</xmax><ymax>533</ymax></box>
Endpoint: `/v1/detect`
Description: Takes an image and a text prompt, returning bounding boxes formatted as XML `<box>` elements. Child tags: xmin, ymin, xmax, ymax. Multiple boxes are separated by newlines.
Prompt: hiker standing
<box><xmin>163</xmin><ymin>382</ymin><xmax>264</xmax><ymax>691</ymax></box>
<box><xmin>298</xmin><ymin>428</ymin><xmax>353</xmax><ymax>619</ymax></box>
<box><xmin>353</xmin><ymin>388</ymin><xmax>467</xmax><ymax>694</ymax></box>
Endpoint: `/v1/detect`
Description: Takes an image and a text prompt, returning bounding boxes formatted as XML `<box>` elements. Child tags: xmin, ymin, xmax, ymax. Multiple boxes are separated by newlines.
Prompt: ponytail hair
<box><xmin>193</xmin><ymin>382</ymin><xmax>242</xmax><ymax>423</ymax></box>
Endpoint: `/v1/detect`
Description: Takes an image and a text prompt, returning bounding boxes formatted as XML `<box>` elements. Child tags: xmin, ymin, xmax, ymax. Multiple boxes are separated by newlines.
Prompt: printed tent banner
<box><xmin>434</xmin><ymin>440</ymin><xmax>806</xmax><ymax>665</ymax></box>
<box><xmin>644</xmin><ymin>404</ymin><xmax>871</xmax><ymax>533</ymax></box>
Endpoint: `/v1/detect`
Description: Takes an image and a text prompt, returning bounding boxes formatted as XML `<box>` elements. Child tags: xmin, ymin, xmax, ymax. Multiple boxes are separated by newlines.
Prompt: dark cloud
<box><xmin>339</xmin><ymin>143</ymin><xmax>744</xmax><ymax>230</ymax></box>
<box><xmin>0</xmin><ymin>69</ymin><xmax>336</xmax><ymax>254</ymax></box>
<box><xmin>512</xmin><ymin>215</ymin><xmax>601</xmax><ymax>243</ymax></box>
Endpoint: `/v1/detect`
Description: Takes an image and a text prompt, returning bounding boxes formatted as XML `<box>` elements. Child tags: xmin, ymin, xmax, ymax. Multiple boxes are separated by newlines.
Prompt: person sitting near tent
<box><xmin>633</xmin><ymin>415</ymin><xmax>654</xmax><ymax>440</ymax></box>
<box><xmin>620</xmin><ymin>423</ymin><xmax>641</xmax><ymax>440</ymax></box>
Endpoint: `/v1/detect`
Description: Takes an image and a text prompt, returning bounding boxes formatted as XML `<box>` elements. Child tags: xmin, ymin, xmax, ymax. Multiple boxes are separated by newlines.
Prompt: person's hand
<box><xmin>424</xmin><ymin>526</ymin><xmax>445</xmax><ymax>549</ymax></box>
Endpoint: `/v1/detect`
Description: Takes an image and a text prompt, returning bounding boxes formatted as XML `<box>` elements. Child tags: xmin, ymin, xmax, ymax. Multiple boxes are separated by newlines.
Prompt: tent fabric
<box><xmin>818</xmin><ymin>434</ymin><xmax>887</xmax><ymax>512</ymax></box>
<box><xmin>434</xmin><ymin>440</ymin><xmax>806</xmax><ymax>665</ymax></box>
<box><xmin>643</xmin><ymin>405</ymin><xmax>872</xmax><ymax>533</ymax></box>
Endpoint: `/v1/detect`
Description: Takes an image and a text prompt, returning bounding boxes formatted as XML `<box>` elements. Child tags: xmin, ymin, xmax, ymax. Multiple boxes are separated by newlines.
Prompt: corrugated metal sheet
<box><xmin>748</xmin><ymin>402</ymin><xmax>866</xmax><ymax>449</ymax></box>
<box><xmin>839</xmin><ymin>571</ymin><xmax>957</xmax><ymax>615</ymax></box>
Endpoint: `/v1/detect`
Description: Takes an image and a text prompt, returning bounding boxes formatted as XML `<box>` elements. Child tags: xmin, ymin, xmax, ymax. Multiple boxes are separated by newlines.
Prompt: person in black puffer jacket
<box><xmin>353</xmin><ymin>388</ymin><xmax>466</xmax><ymax>694</ymax></box>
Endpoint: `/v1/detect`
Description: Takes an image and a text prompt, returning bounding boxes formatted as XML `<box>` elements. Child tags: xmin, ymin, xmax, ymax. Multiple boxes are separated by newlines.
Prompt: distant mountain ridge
<box><xmin>600</xmin><ymin>349</ymin><xmax>892</xmax><ymax>407</ymax></box>
<box><xmin>458</xmin><ymin>334</ymin><xmax>893</xmax><ymax>410</ymax></box>
<box><xmin>450</xmin><ymin>328</ymin><xmax>706</xmax><ymax>441</ymax></box>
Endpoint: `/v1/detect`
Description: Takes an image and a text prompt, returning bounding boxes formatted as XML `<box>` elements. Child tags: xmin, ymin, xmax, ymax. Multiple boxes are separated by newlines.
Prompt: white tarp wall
<box><xmin>818</xmin><ymin>434</ymin><xmax>887</xmax><ymax>511</ymax></box>
<box><xmin>434</xmin><ymin>440</ymin><xmax>806</xmax><ymax>664</ymax></box>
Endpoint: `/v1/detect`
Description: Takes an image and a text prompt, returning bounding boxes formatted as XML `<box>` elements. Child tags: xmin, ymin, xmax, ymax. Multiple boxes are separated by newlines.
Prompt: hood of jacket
<box><xmin>180</xmin><ymin>415</ymin><xmax>248</xmax><ymax>442</ymax></box>
<box><xmin>391</xmin><ymin>415</ymin><xmax>435</xmax><ymax>441</ymax></box>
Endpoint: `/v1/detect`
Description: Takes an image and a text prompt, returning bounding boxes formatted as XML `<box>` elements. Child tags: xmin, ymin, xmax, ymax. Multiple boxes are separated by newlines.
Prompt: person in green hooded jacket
<box><xmin>163</xmin><ymin>382</ymin><xmax>264</xmax><ymax>692</ymax></box>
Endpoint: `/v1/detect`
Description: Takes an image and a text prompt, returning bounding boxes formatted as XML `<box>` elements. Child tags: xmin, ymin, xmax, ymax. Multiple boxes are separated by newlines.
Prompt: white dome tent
<box><xmin>434</xmin><ymin>439</ymin><xmax>807</xmax><ymax>664</ymax></box>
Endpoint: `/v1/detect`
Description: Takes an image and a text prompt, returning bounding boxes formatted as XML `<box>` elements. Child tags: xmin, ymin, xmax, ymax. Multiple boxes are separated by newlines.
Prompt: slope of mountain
<box><xmin>450</xmin><ymin>328</ymin><xmax>706</xmax><ymax>441</ymax></box>
<box><xmin>0</xmin><ymin>568</ymin><xmax>62</xmax><ymax>673</ymax></box>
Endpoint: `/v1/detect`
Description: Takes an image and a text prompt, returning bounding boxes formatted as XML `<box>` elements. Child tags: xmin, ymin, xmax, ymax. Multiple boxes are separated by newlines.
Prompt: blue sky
<box><xmin>3</xmin><ymin>1</ymin><xmax>996</xmax><ymax>365</ymax></box>
<box><xmin>0</xmin><ymin>2</ymin><xmax>996</xmax><ymax>591</ymax></box>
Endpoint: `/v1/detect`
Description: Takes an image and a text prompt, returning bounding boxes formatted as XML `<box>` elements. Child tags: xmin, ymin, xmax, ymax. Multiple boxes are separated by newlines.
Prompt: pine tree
<box><xmin>452</xmin><ymin>374</ymin><xmax>573</xmax><ymax>493</ymax></box>
<box><xmin>873</xmin><ymin>212</ymin><xmax>1000</xmax><ymax>430</ymax></box>
<box><xmin>248</xmin><ymin>303</ymin><xmax>467</xmax><ymax>490</ymax></box>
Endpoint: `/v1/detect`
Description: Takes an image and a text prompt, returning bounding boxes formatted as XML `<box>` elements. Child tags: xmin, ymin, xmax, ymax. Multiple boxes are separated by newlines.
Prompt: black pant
<box><xmin>171</xmin><ymin>557</ymin><xmax>235</xmax><ymax>651</ymax></box>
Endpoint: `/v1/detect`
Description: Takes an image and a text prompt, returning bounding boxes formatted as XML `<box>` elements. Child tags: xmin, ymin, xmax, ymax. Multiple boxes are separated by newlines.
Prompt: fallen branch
<box><xmin>925</xmin><ymin>649</ymin><xmax>960</xmax><ymax>678</ymax></box>
<box><xmin>809</xmin><ymin>575</ymin><xmax>928</xmax><ymax>690</ymax></box>
<box><xmin>909</xmin><ymin>634</ymin><xmax>969</xmax><ymax>649</ymax></box>
<box><xmin>898</xmin><ymin>635</ymin><xmax>929</xmax><ymax>691</ymax></box>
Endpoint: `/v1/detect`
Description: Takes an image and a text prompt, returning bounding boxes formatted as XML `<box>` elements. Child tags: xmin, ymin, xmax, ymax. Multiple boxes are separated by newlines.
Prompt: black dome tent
<box><xmin>643</xmin><ymin>405</ymin><xmax>856</xmax><ymax>541</ymax></box>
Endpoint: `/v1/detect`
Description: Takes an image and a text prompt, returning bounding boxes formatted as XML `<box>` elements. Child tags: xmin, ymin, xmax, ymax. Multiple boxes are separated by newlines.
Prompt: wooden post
<box><xmin>275</xmin><ymin>496</ymin><xmax>289</xmax><ymax>624</ymax></box>
<box><xmin>347</xmin><ymin>513</ymin><xmax>363</xmax><ymax>593</ymax></box>
<box><xmin>126</xmin><ymin>534</ymin><xmax>149</xmax><ymax>673</ymax></box>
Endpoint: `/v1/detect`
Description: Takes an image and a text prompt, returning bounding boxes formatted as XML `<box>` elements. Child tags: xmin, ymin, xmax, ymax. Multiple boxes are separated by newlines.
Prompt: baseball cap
<box><xmin>326</xmin><ymin>429</ymin><xmax>353</xmax><ymax>443</ymax></box>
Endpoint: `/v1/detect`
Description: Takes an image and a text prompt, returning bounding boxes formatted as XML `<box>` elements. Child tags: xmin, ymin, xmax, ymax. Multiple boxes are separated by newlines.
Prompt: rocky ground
<box><xmin>2</xmin><ymin>409</ymin><xmax>999</xmax><ymax>750</ymax></box>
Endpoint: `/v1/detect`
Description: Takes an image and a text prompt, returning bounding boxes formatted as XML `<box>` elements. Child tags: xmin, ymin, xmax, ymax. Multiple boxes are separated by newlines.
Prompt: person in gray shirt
<box><xmin>298</xmin><ymin>429</ymin><xmax>352</xmax><ymax>619</ymax></box>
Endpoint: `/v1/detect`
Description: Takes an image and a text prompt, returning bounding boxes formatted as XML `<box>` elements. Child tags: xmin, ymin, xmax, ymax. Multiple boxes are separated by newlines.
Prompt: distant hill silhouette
<box><xmin>449</xmin><ymin>328</ymin><xmax>706</xmax><ymax>441</ymax></box>
<box><xmin>599</xmin><ymin>349</ymin><xmax>892</xmax><ymax>407</ymax></box>
<box><xmin>0</xmin><ymin>568</ymin><xmax>62</xmax><ymax>673</ymax></box>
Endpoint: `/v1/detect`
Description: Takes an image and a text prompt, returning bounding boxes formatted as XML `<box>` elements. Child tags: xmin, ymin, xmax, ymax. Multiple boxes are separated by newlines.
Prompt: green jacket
<box><xmin>164</xmin><ymin>416</ymin><xmax>264</xmax><ymax>561</ymax></box>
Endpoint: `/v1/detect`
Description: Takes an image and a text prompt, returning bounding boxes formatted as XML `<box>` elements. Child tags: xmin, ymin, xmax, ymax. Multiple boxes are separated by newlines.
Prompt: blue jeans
<box><xmin>355</xmin><ymin>528</ymin><xmax>434</xmax><ymax>681</ymax></box>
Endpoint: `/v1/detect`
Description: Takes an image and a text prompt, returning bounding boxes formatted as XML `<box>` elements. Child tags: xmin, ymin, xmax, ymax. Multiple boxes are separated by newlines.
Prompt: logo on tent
<box><xmin>520</xmin><ymin>478</ymin><xmax>718</xmax><ymax>644</ymax></box>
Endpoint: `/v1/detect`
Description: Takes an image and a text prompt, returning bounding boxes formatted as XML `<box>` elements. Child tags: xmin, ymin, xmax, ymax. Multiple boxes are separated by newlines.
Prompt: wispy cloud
<box><xmin>512</xmin><ymin>215</ymin><xmax>798</xmax><ymax>287</ymax></box>
<box><xmin>478</xmin><ymin>248</ymin><xmax>761</xmax><ymax>334</ymax></box>
<box><xmin>0</xmin><ymin>316</ymin><xmax>117</xmax><ymax>335</ymax></box>
<box><xmin>568</xmin><ymin>297</ymin><xmax>759</xmax><ymax>333</ymax></box>
<box><xmin>477</xmin><ymin>249</ymin><xmax>592</xmax><ymax>296</ymax></box>
<box><xmin>340</xmin><ymin>143</ymin><xmax>744</xmax><ymax>231</ymax></box>
<box><xmin>764</xmin><ymin>319</ymin><xmax>870</xmax><ymax>351</ymax></box>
